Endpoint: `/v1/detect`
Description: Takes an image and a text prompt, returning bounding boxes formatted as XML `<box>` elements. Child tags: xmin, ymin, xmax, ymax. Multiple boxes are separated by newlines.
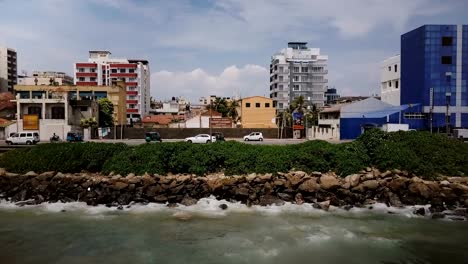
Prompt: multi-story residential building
<box><xmin>0</xmin><ymin>46</ymin><xmax>17</xmax><ymax>92</ymax></box>
<box><xmin>18</xmin><ymin>71</ymin><xmax>74</xmax><ymax>86</ymax></box>
<box><xmin>14</xmin><ymin>81</ymin><xmax>127</xmax><ymax>140</ymax></box>
<box><xmin>401</xmin><ymin>25</ymin><xmax>468</xmax><ymax>129</ymax></box>
<box><xmin>198</xmin><ymin>95</ymin><xmax>233</xmax><ymax>106</ymax></box>
<box><xmin>74</xmin><ymin>51</ymin><xmax>150</xmax><ymax>123</ymax></box>
<box><xmin>381</xmin><ymin>55</ymin><xmax>401</xmax><ymax>106</ymax></box>
<box><xmin>324</xmin><ymin>87</ymin><xmax>340</xmax><ymax>105</ymax></box>
<box><xmin>270</xmin><ymin>42</ymin><xmax>328</xmax><ymax>111</ymax></box>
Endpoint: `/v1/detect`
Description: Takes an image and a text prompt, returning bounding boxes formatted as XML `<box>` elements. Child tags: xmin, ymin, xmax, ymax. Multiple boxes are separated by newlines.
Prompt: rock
<box><xmin>345</xmin><ymin>174</ymin><xmax>360</xmax><ymax>187</ymax></box>
<box><xmin>25</xmin><ymin>171</ymin><xmax>37</xmax><ymax>177</ymax></box>
<box><xmin>61</xmin><ymin>209</ymin><xmax>66</xmax><ymax>213</ymax></box>
<box><xmin>387</xmin><ymin>177</ymin><xmax>409</xmax><ymax>192</ymax></box>
<box><xmin>5</xmin><ymin>172</ymin><xmax>19</xmax><ymax>177</ymax></box>
<box><xmin>386</xmin><ymin>191</ymin><xmax>403</xmax><ymax>207</ymax></box>
<box><xmin>366</xmin><ymin>167</ymin><xmax>372</xmax><ymax>172</ymax></box>
<box><xmin>408</xmin><ymin>182</ymin><xmax>431</xmax><ymax>199</ymax></box>
<box><xmin>15</xmin><ymin>199</ymin><xmax>35</xmax><ymax>206</ymax></box>
<box><xmin>454</xmin><ymin>208</ymin><xmax>467</xmax><ymax>217</ymax></box>
<box><xmin>146</xmin><ymin>185</ymin><xmax>163</xmax><ymax>197</ymax></box>
<box><xmin>206</xmin><ymin>178</ymin><xmax>223</xmax><ymax>191</ymax></box>
<box><xmin>380</xmin><ymin>170</ymin><xmax>392</xmax><ymax>178</ymax></box>
<box><xmin>450</xmin><ymin>183</ymin><xmax>468</xmax><ymax>195</ymax></box>
<box><xmin>414</xmin><ymin>207</ymin><xmax>426</xmax><ymax>216</ymax></box>
<box><xmin>298</xmin><ymin>178</ymin><xmax>320</xmax><ymax>192</ymax></box>
<box><xmin>0</xmin><ymin>168</ymin><xmax>6</xmax><ymax>176</ymax></box>
<box><xmin>153</xmin><ymin>195</ymin><xmax>168</xmax><ymax>203</ymax></box>
<box><xmin>277</xmin><ymin>193</ymin><xmax>293</xmax><ymax>201</ymax></box>
<box><xmin>431</xmin><ymin>213</ymin><xmax>445</xmax><ymax>219</ymax></box>
<box><xmin>259</xmin><ymin>173</ymin><xmax>272</xmax><ymax>182</ymax></box>
<box><xmin>126</xmin><ymin>173</ymin><xmax>135</xmax><ymax>178</ymax></box>
<box><xmin>167</xmin><ymin>203</ymin><xmax>178</xmax><ymax>208</ymax></box>
<box><xmin>273</xmin><ymin>179</ymin><xmax>286</xmax><ymax>186</ymax></box>
<box><xmin>117</xmin><ymin>205</ymin><xmax>124</xmax><ymax>210</ymax></box>
<box><xmin>318</xmin><ymin>200</ymin><xmax>331</xmax><ymax>211</ymax></box>
<box><xmin>259</xmin><ymin>195</ymin><xmax>285</xmax><ymax>206</ymax></box>
<box><xmin>361</xmin><ymin>180</ymin><xmax>379</xmax><ymax>190</ymax></box>
<box><xmin>320</xmin><ymin>174</ymin><xmax>340</xmax><ymax>190</ymax></box>
<box><xmin>176</xmin><ymin>175</ymin><xmax>191</xmax><ymax>183</ymax></box>
<box><xmin>246</xmin><ymin>173</ymin><xmax>257</xmax><ymax>182</ymax></box>
<box><xmin>37</xmin><ymin>171</ymin><xmax>55</xmax><ymax>181</ymax></box>
<box><xmin>173</xmin><ymin>211</ymin><xmax>192</xmax><ymax>221</ymax></box>
<box><xmin>465</xmin><ymin>199</ymin><xmax>468</xmax><ymax>207</ymax></box>
<box><xmin>343</xmin><ymin>205</ymin><xmax>353</xmax><ymax>211</ymax></box>
<box><xmin>234</xmin><ymin>187</ymin><xmax>250</xmax><ymax>197</ymax></box>
<box><xmin>113</xmin><ymin>181</ymin><xmax>129</xmax><ymax>190</ymax></box>
<box><xmin>363</xmin><ymin>172</ymin><xmax>374</xmax><ymax>181</ymax></box>
<box><xmin>180</xmin><ymin>196</ymin><xmax>197</xmax><ymax>206</ymax></box>
<box><xmin>447</xmin><ymin>177</ymin><xmax>468</xmax><ymax>184</ymax></box>
<box><xmin>295</xmin><ymin>193</ymin><xmax>304</xmax><ymax>205</ymax></box>
<box><xmin>286</xmin><ymin>171</ymin><xmax>307</xmax><ymax>186</ymax></box>
<box><xmin>392</xmin><ymin>169</ymin><xmax>402</xmax><ymax>175</ymax></box>
<box><xmin>219</xmin><ymin>204</ymin><xmax>228</xmax><ymax>210</ymax></box>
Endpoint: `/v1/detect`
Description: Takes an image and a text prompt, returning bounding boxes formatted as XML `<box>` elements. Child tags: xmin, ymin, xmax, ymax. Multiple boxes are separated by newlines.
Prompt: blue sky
<box><xmin>0</xmin><ymin>0</ymin><xmax>467</xmax><ymax>102</ymax></box>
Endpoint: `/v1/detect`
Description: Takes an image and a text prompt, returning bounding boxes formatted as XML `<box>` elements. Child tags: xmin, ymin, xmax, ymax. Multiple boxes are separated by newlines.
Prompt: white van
<box><xmin>6</xmin><ymin>132</ymin><xmax>40</xmax><ymax>145</ymax></box>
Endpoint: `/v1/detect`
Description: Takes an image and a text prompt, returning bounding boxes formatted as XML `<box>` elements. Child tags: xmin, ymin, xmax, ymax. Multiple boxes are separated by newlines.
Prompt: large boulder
<box><xmin>298</xmin><ymin>178</ymin><xmax>320</xmax><ymax>192</ymax></box>
<box><xmin>180</xmin><ymin>196</ymin><xmax>197</xmax><ymax>206</ymax></box>
<box><xmin>387</xmin><ymin>177</ymin><xmax>409</xmax><ymax>192</ymax></box>
<box><xmin>320</xmin><ymin>174</ymin><xmax>340</xmax><ymax>190</ymax></box>
<box><xmin>408</xmin><ymin>182</ymin><xmax>431</xmax><ymax>199</ymax></box>
<box><xmin>113</xmin><ymin>181</ymin><xmax>129</xmax><ymax>190</ymax></box>
<box><xmin>344</xmin><ymin>174</ymin><xmax>360</xmax><ymax>187</ymax></box>
<box><xmin>286</xmin><ymin>171</ymin><xmax>307</xmax><ymax>186</ymax></box>
<box><xmin>295</xmin><ymin>193</ymin><xmax>304</xmax><ymax>205</ymax></box>
<box><xmin>361</xmin><ymin>180</ymin><xmax>379</xmax><ymax>190</ymax></box>
<box><xmin>259</xmin><ymin>195</ymin><xmax>285</xmax><ymax>206</ymax></box>
<box><xmin>447</xmin><ymin>177</ymin><xmax>468</xmax><ymax>184</ymax></box>
<box><xmin>317</xmin><ymin>200</ymin><xmax>331</xmax><ymax>211</ymax></box>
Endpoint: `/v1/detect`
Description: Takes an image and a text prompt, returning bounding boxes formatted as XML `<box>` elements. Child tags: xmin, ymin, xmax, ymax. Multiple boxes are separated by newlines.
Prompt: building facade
<box><xmin>270</xmin><ymin>42</ymin><xmax>328</xmax><ymax>111</ymax></box>
<box><xmin>74</xmin><ymin>51</ymin><xmax>150</xmax><ymax>123</ymax></box>
<box><xmin>324</xmin><ymin>88</ymin><xmax>340</xmax><ymax>105</ymax></box>
<box><xmin>381</xmin><ymin>55</ymin><xmax>401</xmax><ymax>106</ymax></box>
<box><xmin>401</xmin><ymin>25</ymin><xmax>468</xmax><ymax>129</ymax></box>
<box><xmin>18</xmin><ymin>71</ymin><xmax>74</xmax><ymax>86</ymax></box>
<box><xmin>239</xmin><ymin>96</ymin><xmax>276</xmax><ymax>128</ymax></box>
<box><xmin>0</xmin><ymin>47</ymin><xmax>17</xmax><ymax>92</ymax></box>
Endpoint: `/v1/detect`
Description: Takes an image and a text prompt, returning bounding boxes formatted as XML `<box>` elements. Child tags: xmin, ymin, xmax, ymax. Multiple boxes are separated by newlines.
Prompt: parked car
<box><xmin>185</xmin><ymin>134</ymin><xmax>214</xmax><ymax>144</ymax></box>
<box><xmin>243</xmin><ymin>132</ymin><xmax>263</xmax><ymax>141</ymax></box>
<box><xmin>66</xmin><ymin>132</ymin><xmax>83</xmax><ymax>142</ymax></box>
<box><xmin>212</xmin><ymin>132</ymin><xmax>225</xmax><ymax>142</ymax></box>
<box><xmin>145</xmin><ymin>132</ymin><xmax>162</xmax><ymax>143</ymax></box>
<box><xmin>6</xmin><ymin>132</ymin><xmax>40</xmax><ymax>145</ymax></box>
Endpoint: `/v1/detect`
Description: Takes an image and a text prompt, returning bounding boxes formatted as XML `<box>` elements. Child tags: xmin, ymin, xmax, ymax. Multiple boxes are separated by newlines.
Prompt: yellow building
<box><xmin>240</xmin><ymin>96</ymin><xmax>277</xmax><ymax>128</ymax></box>
<box><xmin>14</xmin><ymin>81</ymin><xmax>127</xmax><ymax>125</ymax></box>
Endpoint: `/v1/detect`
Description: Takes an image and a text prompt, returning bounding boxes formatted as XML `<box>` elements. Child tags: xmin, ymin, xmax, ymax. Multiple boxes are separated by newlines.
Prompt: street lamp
<box><xmin>445</xmin><ymin>72</ymin><xmax>451</xmax><ymax>136</ymax></box>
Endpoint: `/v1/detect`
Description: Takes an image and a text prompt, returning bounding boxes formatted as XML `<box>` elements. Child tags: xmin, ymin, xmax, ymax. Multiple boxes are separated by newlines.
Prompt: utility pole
<box><xmin>430</xmin><ymin>88</ymin><xmax>434</xmax><ymax>134</ymax></box>
<box><xmin>209</xmin><ymin>101</ymin><xmax>213</xmax><ymax>141</ymax></box>
<box><xmin>446</xmin><ymin>92</ymin><xmax>451</xmax><ymax>136</ymax></box>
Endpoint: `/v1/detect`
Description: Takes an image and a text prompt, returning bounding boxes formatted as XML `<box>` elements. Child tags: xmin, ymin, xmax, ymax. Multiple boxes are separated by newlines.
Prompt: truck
<box><xmin>453</xmin><ymin>129</ymin><xmax>468</xmax><ymax>141</ymax></box>
<box><xmin>381</xmin><ymin>124</ymin><xmax>410</xmax><ymax>133</ymax></box>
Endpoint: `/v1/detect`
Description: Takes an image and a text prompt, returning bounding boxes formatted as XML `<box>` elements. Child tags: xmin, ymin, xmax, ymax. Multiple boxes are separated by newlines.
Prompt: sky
<box><xmin>0</xmin><ymin>0</ymin><xmax>467</xmax><ymax>102</ymax></box>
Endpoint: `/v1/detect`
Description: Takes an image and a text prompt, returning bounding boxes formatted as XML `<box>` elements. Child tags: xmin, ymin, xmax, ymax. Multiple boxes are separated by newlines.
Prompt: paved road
<box><xmin>87</xmin><ymin>138</ymin><xmax>311</xmax><ymax>145</ymax></box>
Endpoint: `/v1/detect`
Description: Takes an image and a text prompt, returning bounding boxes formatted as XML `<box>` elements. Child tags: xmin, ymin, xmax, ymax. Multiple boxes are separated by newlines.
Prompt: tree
<box><xmin>206</xmin><ymin>97</ymin><xmax>229</xmax><ymax>117</ymax></box>
<box><xmin>98</xmin><ymin>98</ymin><xmax>114</xmax><ymax>127</ymax></box>
<box><xmin>80</xmin><ymin>117</ymin><xmax>98</xmax><ymax>129</ymax></box>
<box><xmin>228</xmin><ymin>100</ymin><xmax>240</xmax><ymax>123</ymax></box>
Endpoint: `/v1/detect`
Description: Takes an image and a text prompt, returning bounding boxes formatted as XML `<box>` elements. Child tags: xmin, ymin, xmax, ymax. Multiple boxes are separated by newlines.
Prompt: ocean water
<box><xmin>0</xmin><ymin>197</ymin><xmax>467</xmax><ymax>264</ymax></box>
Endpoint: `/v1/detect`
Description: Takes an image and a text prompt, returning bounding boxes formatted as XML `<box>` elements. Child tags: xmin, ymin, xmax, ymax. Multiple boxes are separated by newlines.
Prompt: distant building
<box><xmin>185</xmin><ymin>110</ymin><xmax>222</xmax><ymax>128</ymax></box>
<box><xmin>270</xmin><ymin>42</ymin><xmax>328</xmax><ymax>110</ymax></box>
<box><xmin>199</xmin><ymin>95</ymin><xmax>233</xmax><ymax>106</ymax></box>
<box><xmin>401</xmin><ymin>25</ymin><xmax>468</xmax><ymax>129</ymax></box>
<box><xmin>18</xmin><ymin>71</ymin><xmax>74</xmax><ymax>86</ymax></box>
<box><xmin>0</xmin><ymin>46</ymin><xmax>17</xmax><ymax>92</ymax></box>
<box><xmin>381</xmin><ymin>55</ymin><xmax>401</xmax><ymax>106</ymax></box>
<box><xmin>324</xmin><ymin>88</ymin><xmax>340</xmax><ymax>105</ymax></box>
<box><xmin>239</xmin><ymin>96</ymin><xmax>277</xmax><ymax>128</ymax></box>
<box><xmin>74</xmin><ymin>51</ymin><xmax>150</xmax><ymax>123</ymax></box>
<box><xmin>149</xmin><ymin>96</ymin><xmax>189</xmax><ymax>116</ymax></box>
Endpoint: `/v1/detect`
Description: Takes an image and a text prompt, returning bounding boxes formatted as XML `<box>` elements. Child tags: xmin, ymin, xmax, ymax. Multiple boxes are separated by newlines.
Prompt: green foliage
<box><xmin>80</xmin><ymin>117</ymin><xmax>98</xmax><ymax>129</ymax></box>
<box><xmin>0</xmin><ymin>143</ymin><xmax>128</xmax><ymax>173</ymax></box>
<box><xmin>98</xmin><ymin>98</ymin><xmax>114</xmax><ymax>127</ymax></box>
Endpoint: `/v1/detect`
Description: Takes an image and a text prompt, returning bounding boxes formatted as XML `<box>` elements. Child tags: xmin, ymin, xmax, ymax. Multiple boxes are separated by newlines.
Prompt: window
<box><xmin>129</xmin><ymin>69</ymin><xmax>135</xmax><ymax>73</ymax></box>
<box><xmin>255</xmin><ymin>103</ymin><xmax>260</xmax><ymax>108</ymax></box>
<box><xmin>301</xmin><ymin>67</ymin><xmax>308</xmax><ymax>73</ymax></box>
<box><xmin>278</xmin><ymin>103</ymin><xmax>283</xmax><ymax>109</ymax></box>
<box><xmin>111</xmin><ymin>69</ymin><xmax>117</xmax><ymax>73</ymax></box>
<box><xmin>301</xmin><ymin>76</ymin><xmax>308</xmax><ymax>82</ymax></box>
<box><xmin>279</xmin><ymin>76</ymin><xmax>283</xmax><ymax>81</ymax></box>
<box><xmin>27</xmin><ymin>133</ymin><xmax>32</xmax><ymax>137</ymax></box>
<box><xmin>293</xmin><ymin>67</ymin><xmax>300</xmax><ymax>73</ymax></box>
<box><xmin>20</xmin><ymin>133</ymin><xmax>26</xmax><ymax>138</ymax></box>
<box><xmin>120</xmin><ymin>69</ymin><xmax>126</xmax><ymax>73</ymax></box>
<box><xmin>51</xmin><ymin>107</ymin><xmax>65</xmax><ymax>119</ymax></box>
<box><xmin>78</xmin><ymin>68</ymin><xmax>85</xmax><ymax>73</ymax></box>
<box><xmin>394</xmin><ymin>64</ymin><xmax>398</xmax><ymax>72</ymax></box>
<box><xmin>388</xmin><ymin>66</ymin><xmax>391</xmax><ymax>71</ymax></box>
<box><xmin>90</xmin><ymin>77</ymin><xmax>96</xmax><ymax>81</ymax></box>
<box><xmin>79</xmin><ymin>77</ymin><xmax>85</xmax><ymax>82</ymax></box>
<box><xmin>279</xmin><ymin>66</ymin><xmax>283</xmax><ymax>72</ymax></box>
<box><xmin>90</xmin><ymin>68</ymin><xmax>96</xmax><ymax>73</ymax></box>
<box><xmin>246</xmin><ymin>103</ymin><xmax>251</xmax><ymax>108</ymax></box>
<box><xmin>293</xmin><ymin>84</ymin><xmax>300</xmax><ymax>91</ymax></box>
<box><xmin>388</xmin><ymin>81</ymin><xmax>392</xmax><ymax>87</ymax></box>
<box><xmin>293</xmin><ymin>75</ymin><xmax>299</xmax><ymax>82</ymax></box>
<box><xmin>80</xmin><ymin>106</ymin><xmax>88</xmax><ymax>112</ymax></box>
<box><xmin>441</xmin><ymin>56</ymin><xmax>452</xmax><ymax>65</ymax></box>
<box><xmin>265</xmin><ymin>103</ymin><xmax>270</xmax><ymax>108</ymax></box>
<box><xmin>395</xmin><ymin>80</ymin><xmax>399</xmax><ymax>89</ymax></box>
<box><xmin>442</xmin><ymin>37</ymin><xmax>453</xmax><ymax>46</ymax></box>
<box><xmin>404</xmin><ymin>113</ymin><xmax>426</xmax><ymax>119</ymax></box>
<box><xmin>279</xmin><ymin>84</ymin><xmax>283</xmax><ymax>90</ymax></box>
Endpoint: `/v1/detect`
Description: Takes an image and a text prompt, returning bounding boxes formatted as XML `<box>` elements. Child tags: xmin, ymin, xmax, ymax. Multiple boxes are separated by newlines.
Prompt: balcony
<box><xmin>126</xmin><ymin>100</ymin><xmax>138</xmax><ymax>104</ymax></box>
<box><xmin>110</xmin><ymin>73</ymin><xmax>138</xmax><ymax>78</ymax></box>
<box><xmin>76</xmin><ymin>81</ymin><xmax>98</xmax><ymax>86</ymax></box>
<box><xmin>127</xmin><ymin>91</ymin><xmax>138</xmax><ymax>96</ymax></box>
<box><xmin>127</xmin><ymin>108</ymin><xmax>139</xmax><ymax>113</ymax></box>
<box><xmin>76</xmin><ymin>72</ymin><xmax>98</xmax><ymax>77</ymax></box>
<box><xmin>110</xmin><ymin>63</ymin><xmax>138</xmax><ymax>68</ymax></box>
<box><xmin>126</xmin><ymin>82</ymin><xmax>138</xmax><ymax>86</ymax></box>
<box><xmin>76</xmin><ymin>63</ymin><xmax>97</xmax><ymax>68</ymax></box>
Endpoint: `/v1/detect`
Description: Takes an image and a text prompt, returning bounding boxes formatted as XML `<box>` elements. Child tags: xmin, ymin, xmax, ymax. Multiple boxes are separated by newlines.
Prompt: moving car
<box><xmin>6</xmin><ymin>132</ymin><xmax>40</xmax><ymax>145</ymax></box>
<box><xmin>66</xmin><ymin>132</ymin><xmax>83</xmax><ymax>142</ymax></box>
<box><xmin>185</xmin><ymin>134</ymin><xmax>214</xmax><ymax>144</ymax></box>
<box><xmin>145</xmin><ymin>132</ymin><xmax>162</xmax><ymax>142</ymax></box>
<box><xmin>243</xmin><ymin>132</ymin><xmax>263</xmax><ymax>141</ymax></box>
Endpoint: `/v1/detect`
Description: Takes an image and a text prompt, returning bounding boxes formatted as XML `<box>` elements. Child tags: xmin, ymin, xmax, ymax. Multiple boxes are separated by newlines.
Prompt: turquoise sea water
<box><xmin>0</xmin><ymin>198</ymin><xmax>467</xmax><ymax>264</ymax></box>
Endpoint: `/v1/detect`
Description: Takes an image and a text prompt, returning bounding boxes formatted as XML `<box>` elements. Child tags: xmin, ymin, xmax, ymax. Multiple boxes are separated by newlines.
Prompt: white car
<box><xmin>243</xmin><ymin>132</ymin><xmax>263</xmax><ymax>141</ymax></box>
<box><xmin>6</xmin><ymin>132</ymin><xmax>40</xmax><ymax>145</ymax></box>
<box><xmin>185</xmin><ymin>134</ymin><xmax>215</xmax><ymax>144</ymax></box>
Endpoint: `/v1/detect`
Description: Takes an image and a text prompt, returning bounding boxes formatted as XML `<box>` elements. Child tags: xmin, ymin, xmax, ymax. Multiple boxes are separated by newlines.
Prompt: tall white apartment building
<box><xmin>0</xmin><ymin>46</ymin><xmax>17</xmax><ymax>92</ymax></box>
<box><xmin>270</xmin><ymin>42</ymin><xmax>328</xmax><ymax>110</ymax></box>
<box><xmin>380</xmin><ymin>55</ymin><xmax>401</xmax><ymax>106</ymax></box>
<box><xmin>74</xmin><ymin>51</ymin><xmax>150</xmax><ymax>122</ymax></box>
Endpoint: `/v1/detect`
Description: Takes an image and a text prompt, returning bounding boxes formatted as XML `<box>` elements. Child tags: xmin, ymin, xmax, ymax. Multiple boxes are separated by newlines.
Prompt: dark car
<box><xmin>145</xmin><ymin>132</ymin><xmax>162</xmax><ymax>142</ymax></box>
<box><xmin>66</xmin><ymin>132</ymin><xmax>83</xmax><ymax>142</ymax></box>
<box><xmin>212</xmin><ymin>132</ymin><xmax>225</xmax><ymax>142</ymax></box>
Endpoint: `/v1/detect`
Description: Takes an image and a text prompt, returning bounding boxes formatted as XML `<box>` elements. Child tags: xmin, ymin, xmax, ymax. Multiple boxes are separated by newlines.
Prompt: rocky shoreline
<box><xmin>0</xmin><ymin>168</ymin><xmax>467</xmax><ymax>220</ymax></box>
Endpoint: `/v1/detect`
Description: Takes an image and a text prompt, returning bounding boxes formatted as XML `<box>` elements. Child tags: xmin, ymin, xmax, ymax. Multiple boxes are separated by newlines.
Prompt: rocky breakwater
<box><xmin>0</xmin><ymin>168</ymin><xmax>467</xmax><ymax>220</ymax></box>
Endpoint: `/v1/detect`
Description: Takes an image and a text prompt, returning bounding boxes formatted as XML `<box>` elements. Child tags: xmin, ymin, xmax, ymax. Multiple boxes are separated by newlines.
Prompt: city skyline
<box><xmin>0</xmin><ymin>0</ymin><xmax>467</xmax><ymax>102</ymax></box>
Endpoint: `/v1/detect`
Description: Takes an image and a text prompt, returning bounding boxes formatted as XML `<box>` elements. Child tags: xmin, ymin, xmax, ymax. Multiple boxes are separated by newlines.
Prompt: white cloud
<box><xmin>151</xmin><ymin>65</ymin><xmax>269</xmax><ymax>102</ymax></box>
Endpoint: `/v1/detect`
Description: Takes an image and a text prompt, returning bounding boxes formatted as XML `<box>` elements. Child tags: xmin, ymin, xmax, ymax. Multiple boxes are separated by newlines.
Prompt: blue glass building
<box><xmin>401</xmin><ymin>25</ymin><xmax>468</xmax><ymax>129</ymax></box>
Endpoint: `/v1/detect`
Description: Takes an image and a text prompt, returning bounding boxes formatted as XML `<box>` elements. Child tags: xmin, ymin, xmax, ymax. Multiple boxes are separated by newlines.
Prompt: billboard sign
<box><xmin>293</xmin><ymin>111</ymin><xmax>304</xmax><ymax>130</ymax></box>
<box><xmin>23</xmin><ymin>114</ymin><xmax>39</xmax><ymax>130</ymax></box>
<box><xmin>210</xmin><ymin>117</ymin><xmax>233</xmax><ymax>128</ymax></box>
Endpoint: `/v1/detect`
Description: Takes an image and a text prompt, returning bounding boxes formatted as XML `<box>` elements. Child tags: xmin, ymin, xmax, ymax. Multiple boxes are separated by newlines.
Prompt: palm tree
<box><xmin>227</xmin><ymin>100</ymin><xmax>240</xmax><ymax>124</ymax></box>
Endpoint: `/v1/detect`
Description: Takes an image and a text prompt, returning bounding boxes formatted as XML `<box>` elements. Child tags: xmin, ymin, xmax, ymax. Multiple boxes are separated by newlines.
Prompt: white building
<box><xmin>270</xmin><ymin>42</ymin><xmax>328</xmax><ymax>110</ymax></box>
<box><xmin>381</xmin><ymin>55</ymin><xmax>401</xmax><ymax>106</ymax></box>
<box><xmin>74</xmin><ymin>51</ymin><xmax>150</xmax><ymax>123</ymax></box>
<box><xmin>0</xmin><ymin>46</ymin><xmax>17</xmax><ymax>92</ymax></box>
<box><xmin>18</xmin><ymin>71</ymin><xmax>74</xmax><ymax>86</ymax></box>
